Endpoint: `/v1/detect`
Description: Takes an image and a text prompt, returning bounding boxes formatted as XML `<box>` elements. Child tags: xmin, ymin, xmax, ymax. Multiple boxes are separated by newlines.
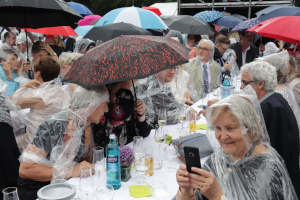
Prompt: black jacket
<box><xmin>229</xmin><ymin>42</ymin><xmax>258</xmax><ymax>69</ymax></box>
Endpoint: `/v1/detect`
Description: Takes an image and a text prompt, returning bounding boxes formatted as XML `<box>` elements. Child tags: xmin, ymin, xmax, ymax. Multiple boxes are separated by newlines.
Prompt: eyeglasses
<box><xmin>197</xmin><ymin>47</ymin><xmax>211</xmax><ymax>52</ymax></box>
<box><xmin>241</xmin><ymin>80</ymin><xmax>257</xmax><ymax>86</ymax></box>
<box><xmin>219</xmin><ymin>46</ymin><xmax>228</xmax><ymax>52</ymax></box>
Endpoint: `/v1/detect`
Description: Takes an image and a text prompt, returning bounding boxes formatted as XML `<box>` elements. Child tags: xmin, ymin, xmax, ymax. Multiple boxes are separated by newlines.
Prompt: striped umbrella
<box><xmin>74</xmin><ymin>25</ymin><xmax>93</xmax><ymax>37</ymax></box>
<box><xmin>95</xmin><ymin>6</ymin><xmax>168</xmax><ymax>30</ymax></box>
<box><xmin>194</xmin><ymin>10</ymin><xmax>223</xmax><ymax>23</ymax></box>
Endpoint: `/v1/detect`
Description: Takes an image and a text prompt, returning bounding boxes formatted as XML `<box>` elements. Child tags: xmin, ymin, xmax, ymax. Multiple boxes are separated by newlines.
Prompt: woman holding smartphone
<box><xmin>175</xmin><ymin>91</ymin><xmax>298</xmax><ymax>200</ymax></box>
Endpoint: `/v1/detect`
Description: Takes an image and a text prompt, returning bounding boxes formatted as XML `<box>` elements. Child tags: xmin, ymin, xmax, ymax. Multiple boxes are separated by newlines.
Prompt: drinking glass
<box><xmin>202</xmin><ymin>92</ymin><xmax>207</xmax><ymax>105</ymax></box>
<box><xmin>133</xmin><ymin>136</ymin><xmax>144</xmax><ymax>173</ymax></box>
<box><xmin>212</xmin><ymin>88</ymin><xmax>219</xmax><ymax>98</ymax></box>
<box><xmin>80</xmin><ymin>166</ymin><xmax>94</xmax><ymax>200</ymax></box>
<box><xmin>2</xmin><ymin>187</ymin><xmax>19</xmax><ymax>200</ymax></box>
<box><xmin>92</xmin><ymin>146</ymin><xmax>105</xmax><ymax>187</ymax></box>
<box><xmin>157</xmin><ymin>110</ymin><xmax>167</xmax><ymax>132</ymax></box>
<box><xmin>51</xmin><ymin>179</ymin><xmax>67</xmax><ymax>184</ymax></box>
<box><xmin>165</xmin><ymin>145</ymin><xmax>178</xmax><ymax>172</ymax></box>
<box><xmin>145</xmin><ymin>147</ymin><xmax>154</xmax><ymax>176</ymax></box>
<box><xmin>189</xmin><ymin>113</ymin><xmax>196</xmax><ymax>134</ymax></box>
<box><xmin>179</xmin><ymin>129</ymin><xmax>188</xmax><ymax>138</ymax></box>
<box><xmin>135</xmin><ymin>156</ymin><xmax>150</xmax><ymax>185</ymax></box>
<box><xmin>177</xmin><ymin>106</ymin><xmax>187</xmax><ymax>130</ymax></box>
<box><xmin>95</xmin><ymin>184</ymin><xmax>114</xmax><ymax>200</ymax></box>
<box><xmin>154</xmin><ymin>128</ymin><xmax>168</xmax><ymax>152</ymax></box>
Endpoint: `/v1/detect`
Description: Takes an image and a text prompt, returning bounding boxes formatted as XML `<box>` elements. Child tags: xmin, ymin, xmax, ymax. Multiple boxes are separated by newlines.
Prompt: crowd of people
<box><xmin>0</xmin><ymin>24</ymin><xmax>299</xmax><ymax>200</ymax></box>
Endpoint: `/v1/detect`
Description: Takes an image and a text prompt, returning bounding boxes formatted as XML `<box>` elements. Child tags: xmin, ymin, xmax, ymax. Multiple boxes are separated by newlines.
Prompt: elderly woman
<box><xmin>176</xmin><ymin>91</ymin><xmax>297</xmax><ymax>200</ymax></box>
<box><xmin>175</xmin><ymin>91</ymin><xmax>297</xmax><ymax>200</ymax></box>
<box><xmin>74</xmin><ymin>38</ymin><xmax>95</xmax><ymax>54</ymax></box>
<box><xmin>18</xmin><ymin>85</ymin><xmax>109</xmax><ymax>200</ymax></box>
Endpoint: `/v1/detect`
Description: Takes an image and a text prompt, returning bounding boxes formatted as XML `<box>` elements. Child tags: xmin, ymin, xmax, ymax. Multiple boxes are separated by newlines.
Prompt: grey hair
<box><xmin>197</xmin><ymin>39</ymin><xmax>215</xmax><ymax>56</ymax></box>
<box><xmin>241</xmin><ymin>61</ymin><xmax>277</xmax><ymax>91</ymax></box>
<box><xmin>71</xmin><ymin>85</ymin><xmax>109</xmax><ymax>110</ymax></box>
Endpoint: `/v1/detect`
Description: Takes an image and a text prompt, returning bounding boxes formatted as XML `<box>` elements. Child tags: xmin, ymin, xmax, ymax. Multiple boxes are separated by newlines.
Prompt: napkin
<box><xmin>165</xmin><ymin>135</ymin><xmax>172</xmax><ymax>144</ymax></box>
<box><xmin>196</xmin><ymin>124</ymin><xmax>206</xmax><ymax>130</ymax></box>
<box><xmin>129</xmin><ymin>185</ymin><xmax>152</xmax><ymax>198</ymax></box>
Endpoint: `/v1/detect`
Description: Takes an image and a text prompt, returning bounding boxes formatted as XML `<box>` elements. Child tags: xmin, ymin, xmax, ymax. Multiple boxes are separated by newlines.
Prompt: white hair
<box><xmin>241</xmin><ymin>61</ymin><xmax>277</xmax><ymax>91</ymax></box>
<box><xmin>197</xmin><ymin>39</ymin><xmax>215</xmax><ymax>56</ymax></box>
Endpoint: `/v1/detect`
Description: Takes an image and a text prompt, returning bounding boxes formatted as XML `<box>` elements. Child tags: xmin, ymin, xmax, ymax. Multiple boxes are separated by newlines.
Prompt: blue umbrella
<box><xmin>232</xmin><ymin>18</ymin><xmax>260</xmax><ymax>31</ymax></box>
<box><xmin>95</xmin><ymin>6</ymin><xmax>168</xmax><ymax>30</ymax></box>
<box><xmin>211</xmin><ymin>16</ymin><xmax>242</xmax><ymax>28</ymax></box>
<box><xmin>257</xmin><ymin>7</ymin><xmax>300</xmax><ymax>22</ymax></box>
<box><xmin>74</xmin><ymin>25</ymin><xmax>93</xmax><ymax>37</ymax></box>
<box><xmin>194</xmin><ymin>10</ymin><xmax>223</xmax><ymax>23</ymax></box>
<box><xmin>255</xmin><ymin>5</ymin><xmax>293</xmax><ymax>17</ymax></box>
<box><xmin>67</xmin><ymin>2</ymin><xmax>93</xmax><ymax>15</ymax></box>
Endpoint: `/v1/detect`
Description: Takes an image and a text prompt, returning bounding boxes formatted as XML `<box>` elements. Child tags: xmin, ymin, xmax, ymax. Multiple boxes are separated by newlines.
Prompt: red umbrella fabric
<box><xmin>142</xmin><ymin>7</ymin><xmax>162</xmax><ymax>16</ymax></box>
<box><xmin>78</xmin><ymin>14</ymin><xmax>102</xmax><ymax>26</ymax></box>
<box><xmin>89</xmin><ymin>18</ymin><xmax>101</xmax><ymax>25</ymax></box>
<box><xmin>247</xmin><ymin>16</ymin><xmax>300</xmax><ymax>45</ymax></box>
<box><xmin>24</xmin><ymin>26</ymin><xmax>77</xmax><ymax>36</ymax></box>
<box><xmin>63</xmin><ymin>35</ymin><xmax>190</xmax><ymax>88</ymax></box>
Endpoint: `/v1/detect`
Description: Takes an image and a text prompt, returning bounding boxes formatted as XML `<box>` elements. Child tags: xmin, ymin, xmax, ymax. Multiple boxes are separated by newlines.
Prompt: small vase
<box><xmin>121</xmin><ymin>165</ymin><xmax>132</xmax><ymax>182</ymax></box>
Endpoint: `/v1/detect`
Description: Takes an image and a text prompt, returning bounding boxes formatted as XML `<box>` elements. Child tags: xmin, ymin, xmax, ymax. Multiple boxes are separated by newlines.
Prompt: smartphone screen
<box><xmin>184</xmin><ymin>146</ymin><xmax>201</xmax><ymax>174</ymax></box>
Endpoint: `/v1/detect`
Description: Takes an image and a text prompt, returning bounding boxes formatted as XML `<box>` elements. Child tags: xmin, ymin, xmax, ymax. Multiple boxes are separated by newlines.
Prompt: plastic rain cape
<box><xmin>222</xmin><ymin>48</ymin><xmax>240</xmax><ymax>78</ymax></box>
<box><xmin>10</xmin><ymin>79</ymin><xmax>71</xmax><ymax>152</ymax></box>
<box><xmin>135</xmin><ymin>73</ymin><xmax>186</xmax><ymax>128</ymax></box>
<box><xmin>195</xmin><ymin>86</ymin><xmax>298</xmax><ymax>200</ymax></box>
<box><xmin>19</xmin><ymin>85</ymin><xmax>109</xmax><ymax>181</ymax></box>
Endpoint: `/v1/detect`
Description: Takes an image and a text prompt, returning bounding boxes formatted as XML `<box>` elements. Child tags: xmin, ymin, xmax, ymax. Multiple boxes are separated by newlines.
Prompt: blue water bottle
<box><xmin>106</xmin><ymin>133</ymin><xmax>121</xmax><ymax>190</ymax></box>
<box><xmin>222</xmin><ymin>75</ymin><xmax>231</xmax><ymax>99</ymax></box>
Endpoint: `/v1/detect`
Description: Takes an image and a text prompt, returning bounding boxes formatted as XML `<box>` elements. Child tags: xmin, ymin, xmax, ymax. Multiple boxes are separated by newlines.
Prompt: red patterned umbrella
<box><xmin>63</xmin><ymin>35</ymin><xmax>190</xmax><ymax>88</ymax></box>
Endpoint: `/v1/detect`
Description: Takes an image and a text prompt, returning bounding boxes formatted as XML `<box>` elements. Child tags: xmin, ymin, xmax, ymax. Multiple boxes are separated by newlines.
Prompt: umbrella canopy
<box><xmin>78</xmin><ymin>15</ymin><xmax>101</xmax><ymax>26</ymax></box>
<box><xmin>255</xmin><ymin>5</ymin><xmax>293</xmax><ymax>17</ymax></box>
<box><xmin>84</xmin><ymin>22</ymin><xmax>152</xmax><ymax>42</ymax></box>
<box><xmin>0</xmin><ymin>0</ymin><xmax>82</xmax><ymax>28</ymax></box>
<box><xmin>231</xmin><ymin>14</ymin><xmax>247</xmax><ymax>21</ymax></box>
<box><xmin>142</xmin><ymin>7</ymin><xmax>162</xmax><ymax>16</ymax></box>
<box><xmin>247</xmin><ymin>16</ymin><xmax>300</xmax><ymax>45</ymax></box>
<box><xmin>25</xmin><ymin>26</ymin><xmax>77</xmax><ymax>36</ymax></box>
<box><xmin>232</xmin><ymin>18</ymin><xmax>260</xmax><ymax>31</ymax></box>
<box><xmin>163</xmin><ymin>15</ymin><xmax>214</xmax><ymax>35</ymax></box>
<box><xmin>257</xmin><ymin>7</ymin><xmax>300</xmax><ymax>22</ymax></box>
<box><xmin>63</xmin><ymin>35</ymin><xmax>190</xmax><ymax>88</ymax></box>
<box><xmin>194</xmin><ymin>10</ymin><xmax>223</xmax><ymax>23</ymax></box>
<box><xmin>95</xmin><ymin>6</ymin><xmax>168</xmax><ymax>30</ymax></box>
<box><xmin>67</xmin><ymin>1</ymin><xmax>93</xmax><ymax>15</ymax></box>
<box><xmin>89</xmin><ymin>18</ymin><xmax>101</xmax><ymax>25</ymax></box>
<box><xmin>211</xmin><ymin>15</ymin><xmax>242</xmax><ymax>28</ymax></box>
<box><xmin>74</xmin><ymin>25</ymin><xmax>93</xmax><ymax>37</ymax></box>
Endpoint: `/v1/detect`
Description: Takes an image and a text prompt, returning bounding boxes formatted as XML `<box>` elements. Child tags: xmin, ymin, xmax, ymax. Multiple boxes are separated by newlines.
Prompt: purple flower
<box><xmin>120</xmin><ymin>146</ymin><xmax>135</xmax><ymax>167</ymax></box>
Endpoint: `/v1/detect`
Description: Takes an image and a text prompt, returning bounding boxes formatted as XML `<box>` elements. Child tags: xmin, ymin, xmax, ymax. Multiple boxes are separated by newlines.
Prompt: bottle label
<box><xmin>107</xmin><ymin>155</ymin><xmax>118</xmax><ymax>164</ymax></box>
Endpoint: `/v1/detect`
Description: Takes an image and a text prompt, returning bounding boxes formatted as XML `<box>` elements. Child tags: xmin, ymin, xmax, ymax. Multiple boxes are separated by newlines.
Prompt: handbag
<box><xmin>171</xmin><ymin>133</ymin><xmax>213</xmax><ymax>162</ymax></box>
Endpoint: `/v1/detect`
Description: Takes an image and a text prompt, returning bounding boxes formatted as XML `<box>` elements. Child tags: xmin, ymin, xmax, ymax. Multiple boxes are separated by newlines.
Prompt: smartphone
<box><xmin>184</xmin><ymin>146</ymin><xmax>201</xmax><ymax>174</ymax></box>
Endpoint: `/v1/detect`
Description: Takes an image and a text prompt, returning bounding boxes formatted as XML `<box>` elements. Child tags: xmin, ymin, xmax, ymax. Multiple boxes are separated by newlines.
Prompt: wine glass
<box><xmin>95</xmin><ymin>184</ymin><xmax>115</xmax><ymax>200</ymax></box>
<box><xmin>177</xmin><ymin>106</ymin><xmax>187</xmax><ymax>130</ymax></box>
<box><xmin>92</xmin><ymin>146</ymin><xmax>105</xmax><ymax>187</ymax></box>
<box><xmin>154</xmin><ymin>128</ymin><xmax>168</xmax><ymax>152</ymax></box>
<box><xmin>157</xmin><ymin>110</ymin><xmax>167</xmax><ymax>132</ymax></box>
<box><xmin>80</xmin><ymin>166</ymin><xmax>94</xmax><ymax>200</ymax></box>
<box><xmin>165</xmin><ymin>145</ymin><xmax>178</xmax><ymax>172</ymax></box>
<box><xmin>2</xmin><ymin>187</ymin><xmax>19</xmax><ymax>200</ymax></box>
<box><xmin>135</xmin><ymin>155</ymin><xmax>151</xmax><ymax>185</ymax></box>
<box><xmin>189</xmin><ymin>113</ymin><xmax>196</xmax><ymax>134</ymax></box>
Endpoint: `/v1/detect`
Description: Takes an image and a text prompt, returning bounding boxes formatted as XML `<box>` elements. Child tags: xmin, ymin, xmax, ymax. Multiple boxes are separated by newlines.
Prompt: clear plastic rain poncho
<box><xmin>10</xmin><ymin>79</ymin><xmax>71</xmax><ymax>152</ymax></box>
<box><xmin>0</xmin><ymin>79</ymin><xmax>13</xmax><ymax>127</ymax></box>
<box><xmin>19</xmin><ymin>85</ymin><xmax>109</xmax><ymax>181</ymax></box>
<box><xmin>222</xmin><ymin>48</ymin><xmax>240</xmax><ymax>78</ymax></box>
<box><xmin>257</xmin><ymin>51</ymin><xmax>300</xmax><ymax>130</ymax></box>
<box><xmin>288</xmin><ymin>54</ymin><xmax>300</xmax><ymax>106</ymax></box>
<box><xmin>135</xmin><ymin>73</ymin><xmax>186</xmax><ymax>128</ymax></box>
<box><xmin>170</xmin><ymin>65</ymin><xmax>199</xmax><ymax>104</ymax></box>
<box><xmin>74</xmin><ymin>37</ymin><xmax>95</xmax><ymax>54</ymax></box>
<box><xmin>193</xmin><ymin>86</ymin><xmax>298</xmax><ymax>200</ymax></box>
<box><xmin>16</xmin><ymin>30</ymin><xmax>33</xmax><ymax>61</ymax></box>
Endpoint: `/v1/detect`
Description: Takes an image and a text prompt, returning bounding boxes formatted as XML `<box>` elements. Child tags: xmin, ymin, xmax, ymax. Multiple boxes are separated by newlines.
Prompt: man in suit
<box><xmin>230</xmin><ymin>31</ymin><xmax>262</xmax><ymax>69</ymax></box>
<box><xmin>184</xmin><ymin>39</ymin><xmax>221</xmax><ymax>99</ymax></box>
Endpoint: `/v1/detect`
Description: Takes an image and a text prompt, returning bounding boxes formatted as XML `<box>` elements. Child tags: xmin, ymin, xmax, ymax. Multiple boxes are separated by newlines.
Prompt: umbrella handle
<box><xmin>132</xmin><ymin>79</ymin><xmax>137</xmax><ymax>100</ymax></box>
<box><xmin>294</xmin><ymin>40</ymin><xmax>298</xmax><ymax>52</ymax></box>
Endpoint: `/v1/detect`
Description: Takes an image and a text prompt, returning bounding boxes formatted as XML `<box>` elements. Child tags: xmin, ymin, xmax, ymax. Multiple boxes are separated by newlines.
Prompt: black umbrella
<box><xmin>162</xmin><ymin>15</ymin><xmax>214</xmax><ymax>35</ymax></box>
<box><xmin>84</xmin><ymin>22</ymin><xmax>153</xmax><ymax>42</ymax></box>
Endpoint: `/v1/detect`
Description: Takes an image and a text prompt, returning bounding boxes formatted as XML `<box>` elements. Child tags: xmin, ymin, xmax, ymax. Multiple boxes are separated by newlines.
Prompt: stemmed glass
<box><xmin>2</xmin><ymin>187</ymin><xmax>19</xmax><ymax>200</ymax></box>
<box><xmin>154</xmin><ymin>127</ymin><xmax>168</xmax><ymax>152</ymax></box>
<box><xmin>165</xmin><ymin>145</ymin><xmax>178</xmax><ymax>172</ymax></box>
<box><xmin>95</xmin><ymin>184</ymin><xmax>115</xmax><ymax>200</ymax></box>
<box><xmin>135</xmin><ymin>155</ymin><xmax>151</xmax><ymax>185</ymax></box>
<box><xmin>92</xmin><ymin>146</ymin><xmax>105</xmax><ymax>187</ymax></box>
<box><xmin>177</xmin><ymin>106</ymin><xmax>187</xmax><ymax>130</ymax></box>
<box><xmin>80</xmin><ymin>166</ymin><xmax>94</xmax><ymax>200</ymax></box>
<box><xmin>157</xmin><ymin>110</ymin><xmax>167</xmax><ymax>132</ymax></box>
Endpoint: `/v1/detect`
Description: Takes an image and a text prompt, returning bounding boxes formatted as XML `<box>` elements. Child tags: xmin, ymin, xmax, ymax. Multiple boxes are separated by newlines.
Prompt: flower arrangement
<box><xmin>120</xmin><ymin>146</ymin><xmax>135</xmax><ymax>167</ymax></box>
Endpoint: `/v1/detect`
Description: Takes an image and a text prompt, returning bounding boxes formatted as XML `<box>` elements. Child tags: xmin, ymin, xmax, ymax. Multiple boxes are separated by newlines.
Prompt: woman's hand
<box><xmin>189</xmin><ymin>167</ymin><xmax>223</xmax><ymax>200</ymax></box>
<box><xmin>39</xmin><ymin>42</ymin><xmax>54</xmax><ymax>55</ymax></box>
<box><xmin>189</xmin><ymin>108</ymin><xmax>200</xmax><ymax>120</ymax></box>
<box><xmin>23</xmin><ymin>61</ymin><xmax>32</xmax><ymax>74</ymax></box>
<box><xmin>135</xmin><ymin>99</ymin><xmax>145</xmax><ymax>115</ymax></box>
<box><xmin>16</xmin><ymin>58</ymin><xmax>24</xmax><ymax>76</ymax></box>
<box><xmin>2</xmin><ymin>61</ymin><xmax>12</xmax><ymax>78</ymax></box>
<box><xmin>70</xmin><ymin>161</ymin><xmax>95</xmax><ymax>178</ymax></box>
<box><xmin>176</xmin><ymin>165</ymin><xmax>195</xmax><ymax>196</ymax></box>
<box><xmin>20</xmin><ymin>79</ymin><xmax>42</xmax><ymax>90</ymax></box>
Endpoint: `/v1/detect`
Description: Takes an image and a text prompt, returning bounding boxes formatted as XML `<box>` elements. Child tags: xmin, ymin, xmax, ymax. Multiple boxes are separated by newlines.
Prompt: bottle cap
<box><xmin>109</xmin><ymin>133</ymin><xmax>116</xmax><ymax>139</ymax></box>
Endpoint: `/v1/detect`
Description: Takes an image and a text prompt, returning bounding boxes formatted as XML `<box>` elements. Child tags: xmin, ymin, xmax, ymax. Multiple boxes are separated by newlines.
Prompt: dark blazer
<box><xmin>65</xmin><ymin>37</ymin><xmax>76</xmax><ymax>52</ymax></box>
<box><xmin>229</xmin><ymin>42</ymin><xmax>259</xmax><ymax>69</ymax></box>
